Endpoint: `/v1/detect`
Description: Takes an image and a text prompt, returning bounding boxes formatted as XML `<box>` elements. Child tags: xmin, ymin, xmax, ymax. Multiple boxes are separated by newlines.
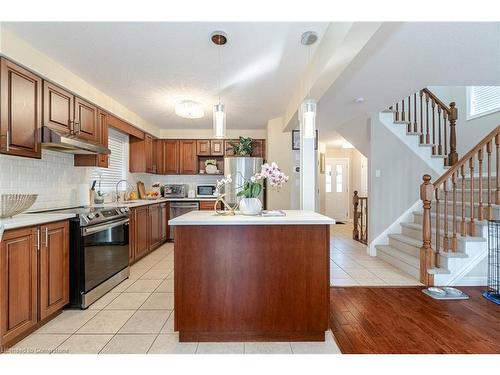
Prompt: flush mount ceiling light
<box><xmin>175</xmin><ymin>100</ymin><xmax>205</xmax><ymax>119</ymax></box>
<box><xmin>211</xmin><ymin>31</ymin><xmax>228</xmax><ymax>139</ymax></box>
<box><xmin>299</xmin><ymin>31</ymin><xmax>318</xmax><ymax>139</ymax></box>
<box><xmin>354</xmin><ymin>97</ymin><xmax>365</xmax><ymax>103</ymax></box>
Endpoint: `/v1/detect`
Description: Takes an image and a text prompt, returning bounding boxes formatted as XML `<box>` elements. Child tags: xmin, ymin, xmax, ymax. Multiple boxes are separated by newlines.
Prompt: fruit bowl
<box><xmin>0</xmin><ymin>194</ymin><xmax>38</xmax><ymax>218</ymax></box>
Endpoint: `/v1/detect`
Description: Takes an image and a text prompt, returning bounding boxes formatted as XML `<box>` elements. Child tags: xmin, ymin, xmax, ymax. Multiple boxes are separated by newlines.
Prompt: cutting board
<box><xmin>137</xmin><ymin>181</ymin><xmax>146</xmax><ymax>199</ymax></box>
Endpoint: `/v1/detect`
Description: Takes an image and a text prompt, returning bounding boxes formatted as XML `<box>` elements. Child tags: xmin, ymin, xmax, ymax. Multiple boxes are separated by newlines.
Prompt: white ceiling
<box><xmin>4</xmin><ymin>22</ymin><xmax>329</xmax><ymax>130</ymax></box>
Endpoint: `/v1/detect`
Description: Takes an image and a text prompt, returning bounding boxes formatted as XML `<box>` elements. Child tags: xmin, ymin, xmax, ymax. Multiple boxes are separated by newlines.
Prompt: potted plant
<box><xmin>237</xmin><ymin>162</ymin><xmax>289</xmax><ymax>215</ymax></box>
<box><xmin>228</xmin><ymin>136</ymin><xmax>253</xmax><ymax>156</ymax></box>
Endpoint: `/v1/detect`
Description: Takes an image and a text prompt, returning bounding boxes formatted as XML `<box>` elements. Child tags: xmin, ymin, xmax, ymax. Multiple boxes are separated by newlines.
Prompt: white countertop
<box><xmin>168</xmin><ymin>210</ymin><xmax>335</xmax><ymax>226</ymax></box>
<box><xmin>0</xmin><ymin>213</ymin><xmax>76</xmax><ymax>240</ymax></box>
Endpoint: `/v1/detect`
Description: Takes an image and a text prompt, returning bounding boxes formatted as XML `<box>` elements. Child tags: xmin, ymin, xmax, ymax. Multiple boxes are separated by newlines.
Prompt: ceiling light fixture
<box><xmin>175</xmin><ymin>100</ymin><xmax>205</xmax><ymax>119</ymax></box>
<box><xmin>300</xmin><ymin>31</ymin><xmax>318</xmax><ymax>139</ymax></box>
<box><xmin>211</xmin><ymin>31</ymin><xmax>227</xmax><ymax>139</ymax></box>
<box><xmin>354</xmin><ymin>97</ymin><xmax>365</xmax><ymax>103</ymax></box>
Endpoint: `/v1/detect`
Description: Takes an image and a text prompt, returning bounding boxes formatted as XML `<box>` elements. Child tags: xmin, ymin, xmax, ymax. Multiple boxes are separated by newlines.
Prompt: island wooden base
<box><xmin>174</xmin><ymin>224</ymin><xmax>330</xmax><ymax>342</ymax></box>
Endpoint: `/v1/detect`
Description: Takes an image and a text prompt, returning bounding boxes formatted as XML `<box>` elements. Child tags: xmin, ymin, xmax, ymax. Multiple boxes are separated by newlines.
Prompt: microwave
<box><xmin>196</xmin><ymin>184</ymin><xmax>217</xmax><ymax>197</ymax></box>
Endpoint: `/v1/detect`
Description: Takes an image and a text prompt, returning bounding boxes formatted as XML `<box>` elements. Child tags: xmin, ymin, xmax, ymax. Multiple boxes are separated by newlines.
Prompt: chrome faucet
<box><xmin>115</xmin><ymin>179</ymin><xmax>133</xmax><ymax>203</ymax></box>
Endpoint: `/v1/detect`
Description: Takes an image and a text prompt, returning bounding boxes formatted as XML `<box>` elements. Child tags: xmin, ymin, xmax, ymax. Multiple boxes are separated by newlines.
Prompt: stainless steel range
<box><xmin>51</xmin><ymin>206</ymin><xmax>130</xmax><ymax>309</ymax></box>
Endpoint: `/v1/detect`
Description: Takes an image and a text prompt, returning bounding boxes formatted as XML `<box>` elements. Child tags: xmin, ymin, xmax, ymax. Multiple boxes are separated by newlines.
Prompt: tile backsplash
<box><xmin>0</xmin><ymin>150</ymin><xmax>92</xmax><ymax>211</ymax></box>
<box><xmin>0</xmin><ymin>150</ymin><xmax>223</xmax><ymax>211</ymax></box>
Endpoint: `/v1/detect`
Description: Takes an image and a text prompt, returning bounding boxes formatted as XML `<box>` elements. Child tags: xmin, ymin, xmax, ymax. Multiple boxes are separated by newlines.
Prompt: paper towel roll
<box><xmin>78</xmin><ymin>184</ymin><xmax>90</xmax><ymax>206</ymax></box>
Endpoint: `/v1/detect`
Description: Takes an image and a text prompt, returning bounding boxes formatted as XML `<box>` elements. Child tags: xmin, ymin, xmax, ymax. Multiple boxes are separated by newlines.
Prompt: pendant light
<box><xmin>300</xmin><ymin>31</ymin><xmax>318</xmax><ymax>139</ymax></box>
<box><xmin>211</xmin><ymin>31</ymin><xmax>227</xmax><ymax>139</ymax></box>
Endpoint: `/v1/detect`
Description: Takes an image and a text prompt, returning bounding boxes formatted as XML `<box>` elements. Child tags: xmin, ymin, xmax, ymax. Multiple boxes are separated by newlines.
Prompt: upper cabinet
<box><xmin>129</xmin><ymin>133</ymin><xmax>156</xmax><ymax>173</ymax></box>
<box><xmin>179</xmin><ymin>140</ymin><xmax>197</xmax><ymax>175</ymax></box>
<box><xmin>43</xmin><ymin>82</ymin><xmax>98</xmax><ymax>141</ymax></box>
<box><xmin>74</xmin><ymin>109</ymin><xmax>109</xmax><ymax>167</ymax></box>
<box><xmin>0</xmin><ymin>58</ymin><xmax>42</xmax><ymax>159</ymax></box>
<box><xmin>43</xmin><ymin>82</ymin><xmax>74</xmax><ymax>134</ymax></box>
<box><xmin>163</xmin><ymin>140</ymin><xmax>180</xmax><ymax>174</ymax></box>
<box><xmin>210</xmin><ymin>140</ymin><xmax>224</xmax><ymax>156</ymax></box>
<box><xmin>197</xmin><ymin>139</ymin><xmax>224</xmax><ymax>156</ymax></box>
<box><xmin>74</xmin><ymin>97</ymin><xmax>98</xmax><ymax>141</ymax></box>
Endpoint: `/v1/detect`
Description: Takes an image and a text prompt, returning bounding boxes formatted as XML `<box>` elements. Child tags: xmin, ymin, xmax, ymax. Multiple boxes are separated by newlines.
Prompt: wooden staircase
<box><xmin>375</xmin><ymin>87</ymin><xmax>500</xmax><ymax>286</ymax></box>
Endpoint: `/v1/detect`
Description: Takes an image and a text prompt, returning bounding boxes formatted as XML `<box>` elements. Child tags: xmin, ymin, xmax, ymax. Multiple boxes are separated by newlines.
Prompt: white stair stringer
<box><xmin>379</xmin><ymin>112</ymin><xmax>445</xmax><ymax>175</ymax></box>
<box><xmin>375</xmin><ymin>207</ymin><xmax>489</xmax><ymax>286</ymax></box>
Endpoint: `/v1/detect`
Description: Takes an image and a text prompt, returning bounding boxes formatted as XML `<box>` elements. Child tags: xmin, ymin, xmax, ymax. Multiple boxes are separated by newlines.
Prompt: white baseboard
<box><xmin>453</xmin><ymin>276</ymin><xmax>487</xmax><ymax>287</ymax></box>
<box><xmin>368</xmin><ymin>199</ymin><xmax>421</xmax><ymax>256</ymax></box>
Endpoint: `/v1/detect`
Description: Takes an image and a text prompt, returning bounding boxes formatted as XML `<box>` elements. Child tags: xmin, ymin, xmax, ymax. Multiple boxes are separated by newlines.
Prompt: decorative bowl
<box><xmin>0</xmin><ymin>194</ymin><xmax>38</xmax><ymax>218</ymax></box>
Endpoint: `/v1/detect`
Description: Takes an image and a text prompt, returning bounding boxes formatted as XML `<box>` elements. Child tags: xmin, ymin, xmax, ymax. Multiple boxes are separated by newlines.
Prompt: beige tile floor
<box><xmin>330</xmin><ymin>223</ymin><xmax>422</xmax><ymax>286</ymax></box>
<box><xmin>7</xmin><ymin>242</ymin><xmax>340</xmax><ymax>355</ymax></box>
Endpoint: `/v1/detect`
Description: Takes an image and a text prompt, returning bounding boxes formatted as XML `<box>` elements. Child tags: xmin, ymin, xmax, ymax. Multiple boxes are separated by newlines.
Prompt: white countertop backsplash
<box><xmin>168</xmin><ymin>210</ymin><xmax>335</xmax><ymax>226</ymax></box>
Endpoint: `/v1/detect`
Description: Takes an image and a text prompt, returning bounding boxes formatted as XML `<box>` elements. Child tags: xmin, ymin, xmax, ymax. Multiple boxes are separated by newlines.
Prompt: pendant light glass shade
<box><xmin>300</xmin><ymin>99</ymin><xmax>317</xmax><ymax>139</ymax></box>
<box><xmin>213</xmin><ymin>103</ymin><xmax>226</xmax><ymax>139</ymax></box>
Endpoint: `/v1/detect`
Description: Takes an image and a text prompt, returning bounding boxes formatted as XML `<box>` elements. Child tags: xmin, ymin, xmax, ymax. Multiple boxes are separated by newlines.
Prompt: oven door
<box><xmin>81</xmin><ymin>218</ymin><xmax>129</xmax><ymax>293</ymax></box>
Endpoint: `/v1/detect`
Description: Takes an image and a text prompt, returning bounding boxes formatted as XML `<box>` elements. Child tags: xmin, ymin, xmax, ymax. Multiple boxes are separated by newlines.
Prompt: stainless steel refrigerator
<box><xmin>224</xmin><ymin>157</ymin><xmax>264</xmax><ymax>206</ymax></box>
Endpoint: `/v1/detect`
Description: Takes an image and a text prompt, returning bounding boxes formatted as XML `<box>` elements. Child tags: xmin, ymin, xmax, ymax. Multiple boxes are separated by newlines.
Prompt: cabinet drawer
<box><xmin>199</xmin><ymin>200</ymin><xmax>220</xmax><ymax>210</ymax></box>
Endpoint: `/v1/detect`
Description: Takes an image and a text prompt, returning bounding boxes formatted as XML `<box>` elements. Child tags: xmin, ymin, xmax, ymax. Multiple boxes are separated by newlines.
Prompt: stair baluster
<box><xmin>419</xmin><ymin>91</ymin><xmax>424</xmax><ymax>144</ymax></box>
<box><xmin>443</xmin><ymin>110</ymin><xmax>448</xmax><ymax>166</ymax></box>
<box><xmin>478</xmin><ymin>148</ymin><xmax>484</xmax><ymax>221</ymax></box>
<box><xmin>468</xmin><ymin>158</ymin><xmax>475</xmax><ymax>236</ymax></box>
<box><xmin>486</xmin><ymin>140</ymin><xmax>493</xmax><ymax>219</ymax></box>
<box><xmin>401</xmin><ymin>98</ymin><xmax>405</xmax><ymax>122</ymax></box>
<box><xmin>437</xmin><ymin>106</ymin><xmax>443</xmax><ymax>155</ymax></box>
<box><xmin>425</xmin><ymin>93</ymin><xmax>430</xmax><ymax>144</ymax></box>
<box><xmin>407</xmin><ymin>96</ymin><xmax>412</xmax><ymax>132</ymax></box>
<box><xmin>443</xmin><ymin>180</ymin><xmax>449</xmax><ymax>252</ymax></box>
<box><xmin>413</xmin><ymin>93</ymin><xmax>418</xmax><ymax>133</ymax></box>
<box><xmin>395</xmin><ymin>102</ymin><xmax>399</xmax><ymax>122</ymax></box>
<box><xmin>451</xmin><ymin>172</ymin><xmax>458</xmax><ymax>251</ymax></box>
<box><xmin>432</xmin><ymin>99</ymin><xmax>436</xmax><ymax>155</ymax></box>
<box><xmin>461</xmin><ymin>165</ymin><xmax>466</xmax><ymax>236</ymax></box>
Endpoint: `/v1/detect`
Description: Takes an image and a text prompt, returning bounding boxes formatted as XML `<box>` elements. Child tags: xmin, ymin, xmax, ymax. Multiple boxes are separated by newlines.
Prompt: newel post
<box><xmin>420</xmin><ymin>175</ymin><xmax>435</xmax><ymax>286</ymax></box>
<box><xmin>448</xmin><ymin>102</ymin><xmax>459</xmax><ymax>166</ymax></box>
<box><xmin>352</xmin><ymin>191</ymin><xmax>359</xmax><ymax>241</ymax></box>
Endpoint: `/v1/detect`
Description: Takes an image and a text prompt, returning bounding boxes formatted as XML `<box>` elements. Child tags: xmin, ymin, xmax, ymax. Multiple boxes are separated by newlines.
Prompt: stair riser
<box><xmin>377</xmin><ymin>250</ymin><xmax>420</xmax><ymax>279</ymax></box>
<box><xmin>413</xmin><ymin>214</ymin><xmax>488</xmax><ymax>237</ymax></box>
<box><xmin>430</xmin><ymin>204</ymin><xmax>500</xmax><ymax>220</ymax></box>
<box><xmin>388</xmin><ymin>237</ymin><xmax>420</xmax><ymax>257</ymax></box>
<box><xmin>401</xmin><ymin>225</ymin><xmax>467</xmax><ymax>250</ymax></box>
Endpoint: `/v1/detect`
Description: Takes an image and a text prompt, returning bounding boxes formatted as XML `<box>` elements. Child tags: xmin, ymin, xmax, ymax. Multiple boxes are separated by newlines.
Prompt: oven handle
<box><xmin>82</xmin><ymin>218</ymin><xmax>130</xmax><ymax>236</ymax></box>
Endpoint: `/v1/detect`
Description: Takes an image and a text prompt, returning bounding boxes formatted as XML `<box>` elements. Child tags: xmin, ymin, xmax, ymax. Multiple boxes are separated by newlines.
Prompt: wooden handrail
<box><xmin>420</xmin><ymin>124</ymin><xmax>500</xmax><ymax>286</ymax></box>
<box><xmin>390</xmin><ymin>87</ymin><xmax>458</xmax><ymax>166</ymax></box>
<box><xmin>433</xmin><ymin>126</ymin><xmax>500</xmax><ymax>187</ymax></box>
<box><xmin>421</xmin><ymin>88</ymin><xmax>451</xmax><ymax>114</ymax></box>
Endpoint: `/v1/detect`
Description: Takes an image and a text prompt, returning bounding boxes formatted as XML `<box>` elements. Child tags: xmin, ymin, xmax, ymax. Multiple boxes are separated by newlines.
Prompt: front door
<box><xmin>325</xmin><ymin>158</ymin><xmax>348</xmax><ymax>222</ymax></box>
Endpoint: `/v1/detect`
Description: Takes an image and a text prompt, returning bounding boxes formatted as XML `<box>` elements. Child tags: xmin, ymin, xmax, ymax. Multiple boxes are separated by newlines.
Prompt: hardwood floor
<box><xmin>330</xmin><ymin>286</ymin><xmax>500</xmax><ymax>354</ymax></box>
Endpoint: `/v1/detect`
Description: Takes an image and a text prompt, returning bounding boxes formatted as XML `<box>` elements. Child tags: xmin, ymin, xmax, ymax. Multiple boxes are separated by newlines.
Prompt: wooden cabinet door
<box><xmin>210</xmin><ymin>140</ymin><xmax>224</xmax><ymax>156</ymax></box>
<box><xmin>145</xmin><ymin>135</ymin><xmax>154</xmax><ymax>173</ymax></box>
<box><xmin>0</xmin><ymin>226</ymin><xmax>38</xmax><ymax>346</ymax></box>
<box><xmin>160</xmin><ymin>202</ymin><xmax>169</xmax><ymax>242</ymax></box>
<box><xmin>128</xmin><ymin>208</ymin><xmax>137</xmax><ymax>263</ymax></box>
<box><xmin>163</xmin><ymin>140</ymin><xmax>180</xmax><ymax>174</ymax></box>
<box><xmin>0</xmin><ymin>58</ymin><xmax>42</xmax><ymax>159</ymax></box>
<box><xmin>196</xmin><ymin>140</ymin><xmax>210</xmax><ymax>156</ymax></box>
<box><xmin>149</xmin><ymin>204</ymin><xmax>162</xmax><ymax>250</ymax></box>
<box><xmin>179</xmin><ymin>140</ymin><xmax>197</xmax><ymax>174</ymax></box>
<box><xmin>43</xmin><ymin>81</ymin><xmax>74</xmax><ymax>134</ymax></box>
<box><xmin>134</xmin><ymin>206</ymin><xmax>150</xmax><ymax>260</ymax></box>
<box><xmin>156</xmin><ymin>139</ymin><xmax>164</xmax><ymax>174</ymax></box>
<box><xmin>74</xmin><ymin>97</ymin><xmax>98</xmax><ymax>141</ymax></box>
<box><xmin>39</xmin><ymin>221</ymin><xmax>69</xmax><ymax>320</ymax></box>
<box><xmin>97</xmin><ymin>110</ymin><xmax>109</xmax><ymax>167</ymax></box>
<box><xmin>224</xmin><ymin>139</ymin><xmax>237</xmax><ymax>156</ymax></box>
<box><xmin>252</xmin><ymin>139</ymin><xmax>265</xmax><ymax>158</ymax></box>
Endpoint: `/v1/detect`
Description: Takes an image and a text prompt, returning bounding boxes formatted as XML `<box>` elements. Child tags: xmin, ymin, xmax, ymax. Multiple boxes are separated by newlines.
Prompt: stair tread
<box><xmin>376</xmin><ymin>244</ymin><xmax>420</xmax><ymax>265</ymax></box>
<box><xmin>400</xmin><ymin>222</ymin><xmax>486</xmax><ymax>242</ymax></box>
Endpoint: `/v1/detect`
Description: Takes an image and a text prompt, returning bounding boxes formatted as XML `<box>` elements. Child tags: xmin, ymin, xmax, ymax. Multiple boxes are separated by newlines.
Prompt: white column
<box><xmin>299</xmin><ymin>130</ymin><xmax>316</xmax><ymax>211</ymax></box>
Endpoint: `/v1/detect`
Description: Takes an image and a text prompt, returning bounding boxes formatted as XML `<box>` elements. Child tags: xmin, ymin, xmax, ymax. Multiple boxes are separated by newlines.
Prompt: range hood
<box><xmin>41</xmin><ymin>126</ymin><xmax>110</xmax><ymax>155</ymax></box>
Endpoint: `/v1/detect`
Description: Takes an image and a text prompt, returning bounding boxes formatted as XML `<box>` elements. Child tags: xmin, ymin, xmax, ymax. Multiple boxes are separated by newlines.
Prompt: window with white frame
<box><xmin>467</xmin><ymin>86</ymin><xmax>500</xmax><ymax>120</ymax></box>
<box><xmin>91</xmin><ymin>128</ymin><xmax>128</xmax><ymax>192</ymax></box>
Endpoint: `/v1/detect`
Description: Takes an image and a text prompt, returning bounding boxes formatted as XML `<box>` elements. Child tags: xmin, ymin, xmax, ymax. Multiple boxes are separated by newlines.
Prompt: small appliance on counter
<box><xmin>162</xmin><ymin>184</ymin><xmax>188</xmax><ymax>198</ymax></box>
<box><xmin>196</xmin><ymin>184</ymin><xmax>217</xmax><ymax>197</ymax></box>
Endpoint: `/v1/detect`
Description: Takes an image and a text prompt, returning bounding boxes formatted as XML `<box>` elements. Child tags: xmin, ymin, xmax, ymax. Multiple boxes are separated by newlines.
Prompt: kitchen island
<box><xmin>169</xmin><ymin>210</ymin><xmax>334</xmax><ymax>342</ymax></box>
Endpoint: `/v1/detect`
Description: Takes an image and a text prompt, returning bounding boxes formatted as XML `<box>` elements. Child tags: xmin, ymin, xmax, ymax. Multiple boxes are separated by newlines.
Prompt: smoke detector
<box><xmin>301</xmin><ymin>31</ymin><xmax>318</xmax><ymax>46</ymax></box>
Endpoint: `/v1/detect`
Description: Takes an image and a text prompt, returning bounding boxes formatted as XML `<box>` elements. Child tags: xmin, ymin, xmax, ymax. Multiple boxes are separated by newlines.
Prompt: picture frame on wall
<box><xmin>292</xmin><ymin>130</ymin><xmax>319</xmax><ymax>150</ymax></box>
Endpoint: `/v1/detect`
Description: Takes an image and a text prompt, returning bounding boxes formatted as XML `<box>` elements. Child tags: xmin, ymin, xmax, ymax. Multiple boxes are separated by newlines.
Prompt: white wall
<box><xmin>369</xmin><ymin>114</ymin><xmax>438</xmax><ymax>241</ymax></box>
<box><xmin>335</xmin><ymin>116</ymin><xmax>370</xmax><ymax>157</ymax></box>
<box><xmin>265</xmin><ymin>118</ymin><xmax>294</xmax><ymax>210</ymax></box>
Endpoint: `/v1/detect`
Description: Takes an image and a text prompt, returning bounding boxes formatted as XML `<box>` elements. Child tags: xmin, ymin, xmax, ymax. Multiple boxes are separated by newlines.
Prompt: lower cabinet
<box><xmin>129</xmin><ymin>202</ymin><xmax>169</xmax><ymax>264</ymax></box>
<box><xmin>199</xmin><ymin>200</ymin><xmax>221</xmax><ymax>210</ymax></box>
<box><xmin>0</xmin><ymin>221</ymin><xmax>69</xmax><ymax>349</ymax></box>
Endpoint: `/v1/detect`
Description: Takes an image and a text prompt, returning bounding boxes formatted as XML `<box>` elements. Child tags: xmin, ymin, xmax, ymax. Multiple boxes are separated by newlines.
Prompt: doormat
<box><xmin>422</xmin><ymin>287</ymin><xmax>469</xmax><ymax>300</ymax></box>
